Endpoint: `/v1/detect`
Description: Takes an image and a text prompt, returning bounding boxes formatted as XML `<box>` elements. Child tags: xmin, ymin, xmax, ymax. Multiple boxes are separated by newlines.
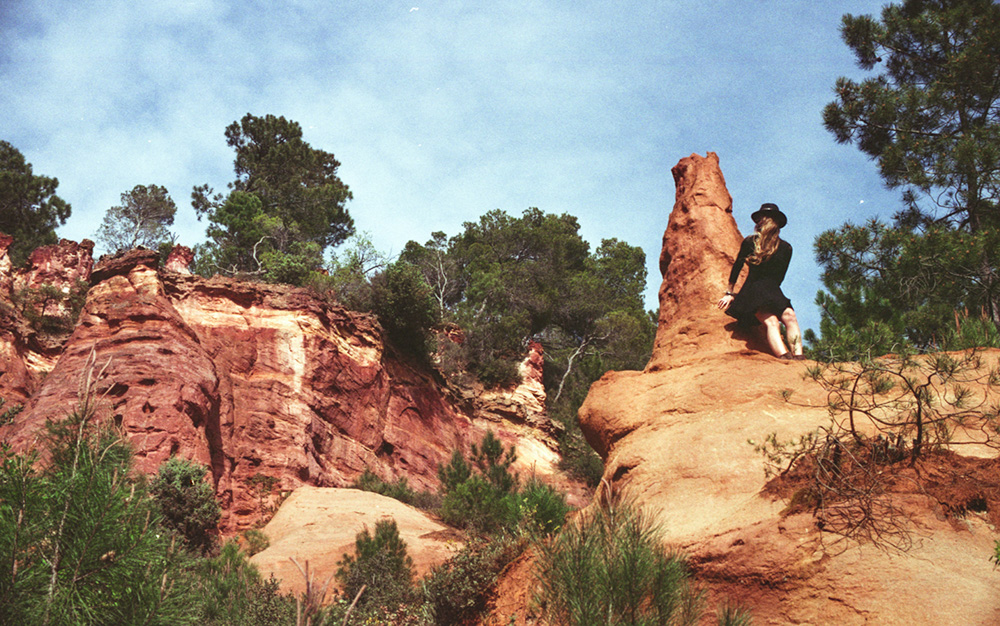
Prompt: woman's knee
<box><xmin>781</xmin><ymin>308</ymin><xmax>798</xmax><ymax>326</ymax></box>
<box><xmin>756</xmin><ymin>312</ymin><xmax>781</xmax><ymax>329</ymax></box>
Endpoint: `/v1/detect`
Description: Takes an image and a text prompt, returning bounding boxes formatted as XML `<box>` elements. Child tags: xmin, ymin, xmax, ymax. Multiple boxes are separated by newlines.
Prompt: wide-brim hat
<box><xmin>751</xmin><ymin>203</ymin><xmax>787</xmax><ymax>228</ymax></box>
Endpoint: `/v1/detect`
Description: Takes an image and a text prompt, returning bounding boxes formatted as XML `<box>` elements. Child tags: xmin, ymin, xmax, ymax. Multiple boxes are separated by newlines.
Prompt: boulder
<box><xmin>249</xmin><ymin>487</ymin><xmax>461</xmax><ymax>599</ymax></box>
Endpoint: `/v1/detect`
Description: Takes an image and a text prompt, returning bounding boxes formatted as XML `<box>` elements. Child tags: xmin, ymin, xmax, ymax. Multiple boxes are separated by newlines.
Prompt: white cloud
<box><xmin>0</xmin><ymin>0</ymin><xmax>900</xmax><ymax>333</ymax></box>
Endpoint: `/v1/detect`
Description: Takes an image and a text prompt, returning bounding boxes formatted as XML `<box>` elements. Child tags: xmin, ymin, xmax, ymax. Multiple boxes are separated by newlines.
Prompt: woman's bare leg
<box><xmin>781</xmin><ymin>307</ymin><xmax>803</xmax><ymax>355</ymax></box>
<box><xmin>755</xmin><ymin>311</ymin><xmax>789</xmax><ymax>356</ymax></box>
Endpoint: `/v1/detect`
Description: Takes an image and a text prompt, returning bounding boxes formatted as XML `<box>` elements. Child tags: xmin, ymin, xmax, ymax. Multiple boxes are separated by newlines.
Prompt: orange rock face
<box><xmin>649</xmin><ymin>152</ymin><xmax>755</xmax><ymax>369</ymax></box>
<box><xmin>568</xmin><ymin>154</ymin><xmax>1000</xmax><ymax>625</ymax></box>
<box><xmin>0</xmin><ymin>247</ymin><xmax>562</xmax><ymax>533</ymax></box>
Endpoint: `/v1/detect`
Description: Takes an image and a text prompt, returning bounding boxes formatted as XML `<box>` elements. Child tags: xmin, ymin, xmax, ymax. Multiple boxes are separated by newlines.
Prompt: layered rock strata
<box><xmin>0</xmin><ymin>246</ymin><xmax>560</xmax><ymax>532</ymax></box>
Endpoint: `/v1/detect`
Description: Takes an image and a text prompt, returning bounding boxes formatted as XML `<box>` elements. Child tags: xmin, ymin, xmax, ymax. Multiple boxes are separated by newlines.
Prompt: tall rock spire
<box><xmin>648</xmin><ymin>152</ymin><xmax>750</xmax><ymax>369</ymax></box>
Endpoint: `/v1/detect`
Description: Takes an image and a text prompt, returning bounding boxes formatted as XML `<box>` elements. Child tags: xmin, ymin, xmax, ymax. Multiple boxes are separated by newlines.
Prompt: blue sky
<box><xmin>0</xmin><ymin>0</ymin><xmax>902</xmax><ymax>335</ymax></box>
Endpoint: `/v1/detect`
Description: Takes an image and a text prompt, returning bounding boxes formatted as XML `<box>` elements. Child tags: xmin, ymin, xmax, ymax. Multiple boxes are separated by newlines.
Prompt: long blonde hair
<box><xmin>747</xmin><ymin>216</ymin><xmax>780</xmax><ymax>265</ymax></box>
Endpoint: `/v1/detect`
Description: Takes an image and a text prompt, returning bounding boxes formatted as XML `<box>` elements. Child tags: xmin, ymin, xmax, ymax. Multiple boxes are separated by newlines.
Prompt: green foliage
<box><xmin>192</xmin><ymin>113</ymin><xmax>352</xmax><ymax>285</ymax></box>
<box><xmin>808</xmin><ymin>220</ymin><xmax>1000</xmax><ymax>359</ymax></box>
<box><xmin>0</xmin><ymin>406</ymin><xmax>194</xmax><ymax>625</ymax></box>
<box><xmin>515</xmin><ymin>476</ymin><xmax>573</xmax><ymax>536</ymax></box>
<box><xmin>0</xmin><ymin>140</ymin><xmax>71</xmax><ymax>266</ymax></box>
<box><xmin>11</xmin><ymin>280</ymin><xmax>90</xmax><ymax>338</ymax></box>
<box><xmin>533</xmin><ymin>488</ymin><xmax>707</xmax><ymax>626</ymax></box>
<box><xmin>368</xmin><ymin>260</ymin><xmax>440</xmax><ymax>359</ymax></box>
<box><xmin>314</xmin><ymin>231</ymin><xmax>389</xmax><ymax>310</ymax></box>
<box><xmin>824</xmin><ymin>0</ymin><xmax>1000</xmax><ymax>230</ymax></box>
<box><xmin>351</xmin><ymin>469</ymin><xmax>439</xmax><ymax>510</ymax></box>
<box><xmin>240</xmin><ymin>529</ymin><xmax>270</xmax><ymax>557</ymax></box>
<box><xmin>439</xmin><ymin>431</ymin><xmax>519</xmax><ymax>533</ymax></box>
<box><xmin>246</xmin><ymin>473</ymin><xmax>282</xmax><ymax>525</ymax></box>
<box><xmin>0</xmin><ymin>397</ymin><xmax>23</xmax><ymax>427</ymax></box>
<box><xmin>193</xmin><ymin>541</ymin><xmax>294</xmax><ymax>626</ymax></box>
<box><xmin>150</xmin><ymin>457</ymin><xmax>221</xmax><ymax>555</ymax></box>
<box><xmin>437</xmin><ymin>431</ymin><xmax>569</xmax><ymax>536</ymax></box>
<box><xmin>95</xmin><ymin>184</ymin><xmax>176</xmax><ymax>254</ymax></box>
<box><xmin>440</xmin><ymin>475</ymin><xmax>520</xmax><ymax>535</ymax></box>
<box><xmin>335</xmin><ymin>519</ymin><xmax>415</xmax><ymax>617</ymax></box>
<box><xmin>401</xmin><ymin>210</ymin><xmax>655</xmax><ymax>391</ymax></box>
<box><xmin>437</xmin><ymin>449</ymin><xmax>473</xmax><ymax>493</ymax></box>
<box><xmin>470</xmin><ymin>429</ymin><xmax>518</xmax><ymax>494</ymax></box>
<box><xmin>815</xmin><ymin>0</ymin><xmax>1000</xmax><ymax>354</ymax></box>
<box><xmin>421</xmin><ymin>533</ymin><xmax>526</xmax><ymax>625</ymax></box>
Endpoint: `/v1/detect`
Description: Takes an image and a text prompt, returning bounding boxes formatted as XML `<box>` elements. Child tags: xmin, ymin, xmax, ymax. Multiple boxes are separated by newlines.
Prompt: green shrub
<box><xmin>246</xmin><ymin>473</ymin><xmax>282</xmax><ymax>524</ymax></box>
<box><xmin>0</xmin><ymin>397</ymin><xmax>23</xmax><ymax>427</ymax></box>
<box><xmin>151</xmin><ymin>457</ymin><xmax>222</xmax><ymax>554</ymax></box>
<box><xmin>336</xmin><ymin>519</ymin><xmax>415</xmax><ymax>616</ymax></box>
<box><xmin>368</xmin><ymin>261</ymin><xmax>440</xmax><ymax>360</ymax></box>
<box><xmin>241</xmin><ymin>529</ymin><xmax>270</xmax><ymax>556</ymax></box>
<box><xmin>421</xmin><ymin>533</ymin><xmax>526</xmax><ymax>625</ymax></box>
<box><xmin>534</xmin><ymin>489</ymin><xmax>705</xmax><ymax>626</ymax></box>
<box><xmin>438</xmin><ymin>431</ymin><xmax>523</xmax><ymax>533</ymax></box>
<box><xmin>438</xmin><ymin>431</ymin><xmax>570</xmax><ymax>535</ymax></box>
<box><xmin>0</xmin><ymin>407</ymin><xmax>197</xmax><ymax>625</ymax></box>
<box><xmin>194</xmin><ymin>541</ymin><xmax>294</xmax><ymax>626</ymax></box>
<box><xmin>516</xmin><ymin>476</ymin><xmax>571</xmax><ymax>536</ymax></box>
<box><xmin>438</xmin><ymin>449</ymin><xmax>473</xmax><ymax>493</ymax></box>
<box><xmin>352</xmin><ymin>468</ymin><xmax>440</xmax><ymax>510</ymax></box>
<box><xmin>472</xmin><ymin>356</ymin><xmax>521</xmax><ymax>389</ymax></box>
<box><xmin>440</xmin><ymin>475</ymin><xmax>520</xmax><ymax>534</ymax></box>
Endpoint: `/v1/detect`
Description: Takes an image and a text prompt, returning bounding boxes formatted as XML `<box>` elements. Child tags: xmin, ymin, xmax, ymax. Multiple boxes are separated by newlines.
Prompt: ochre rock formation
<box><xmin>566</xmin><ymin>153</ymin><xmax>1000</xmax><ymax>625</ymax></box>
<box><xmin>249</xmin><ymin>487</ymin><xmax>461</xmax><ymax>599</ymax></box>
<box><xmin>0</xmin><ymin>237</ymin><xmax>97</xmax><ymax>406</ymax></box>
<box><xmin>0</xmin><ymin>246</ymin><xmax>564</xmax><ymax>533</ymax></box>
<box><xmin>649</xmin><ymin>152</ymin><xmax>756</xmax><ymax>368</ymax></box>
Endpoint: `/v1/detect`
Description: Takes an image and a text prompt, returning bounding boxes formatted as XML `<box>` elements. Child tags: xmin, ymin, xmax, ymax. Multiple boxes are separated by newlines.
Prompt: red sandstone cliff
<box><xmin>0</xmin><ymin>245</ymin><xmax>562</xmax><ymax>533</ymax></box>
<box><xmin>565</xmin><ymin>153</ymin><xmax>1000</xmax><ymax>625</ymax></box>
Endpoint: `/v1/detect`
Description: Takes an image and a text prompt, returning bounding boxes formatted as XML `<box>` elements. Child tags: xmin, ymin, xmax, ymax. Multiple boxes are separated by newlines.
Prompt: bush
<box><xmin>439</xmin><ymin>431</ymin><xmax>520</xmax><ymax>533</ymax></box>
<box><xmin>421</xmin><ymin>533</ymin><xmax>526</xmax><ymax>625</ymax></box>
<box><xmin>193</xmin><ymin>541</ymin><xmax>294</xmax><ymax>626</ymax></box>
<box><xmin>151</xmin><ymin>457</ymin><xmax>222</xmax><ymax>554</ymax></box>
<box><xmin>241</xmin><ymin>529</ymin><xmax>270</xmax><ymax>557</ymax></box>
<box><xmin>335</xmin><ymin>519</ymin><xmax>415</xmax><ymax>616</ymax></box>
<box><xmin>516</xmin><ymin>477</ymin><xmax>572</xmax><ymax>536</ymax></box>
<box><xmin>438</xmin><ymin>431</ymin><xmax>570</xmax><ymax>535</ymax></box>
<box><xmin>0</xmin><ymin>406</ymin><xmax>196</xmax><ymax>625</ymax></box>
<box><xmin>440</xmin><ymin>475</ymin><xmax>520</xmax><ymax>534</ymax></box>
<box><xmin>534</xmin><ymin>488</ymin><xmax>705</xmax><ymax>626</ymax></box>
<box><xmin>369</xmin><ymin>261</ymin><xmax>440</xmax><ymax>360</ymax></box>
<box><xmin>351</xmin><ymin>469</ymin><xmax>439</xmax><ymax>510</ymax></box>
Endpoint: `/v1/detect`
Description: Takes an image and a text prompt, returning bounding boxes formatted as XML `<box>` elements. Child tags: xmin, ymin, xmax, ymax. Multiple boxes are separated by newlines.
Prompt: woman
<box><xmin>717</xmin><ymin>203</ymin><xmax>804</xmax><ymax>359</ymax></box>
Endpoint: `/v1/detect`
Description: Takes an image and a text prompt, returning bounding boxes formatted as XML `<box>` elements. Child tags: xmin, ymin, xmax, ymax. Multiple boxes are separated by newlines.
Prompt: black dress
<box><xmin>725</xmin><ymin>236</ymin><xmax>793</xmax><ymax>326</ymax></box>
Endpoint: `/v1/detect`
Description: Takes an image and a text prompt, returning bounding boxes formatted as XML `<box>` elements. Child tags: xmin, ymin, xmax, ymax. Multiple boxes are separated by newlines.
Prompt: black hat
<box><xmin>751</xmin><ymin>203</ymin><xmax>787</xmax><ymax>228</ymax></box>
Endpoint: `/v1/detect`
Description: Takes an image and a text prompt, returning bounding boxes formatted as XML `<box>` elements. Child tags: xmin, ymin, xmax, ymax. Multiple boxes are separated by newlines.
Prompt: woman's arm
<box><xmin>718</xmin><ymin>238</ymin><xmax>752</xmax><ymax>310</ymax></box>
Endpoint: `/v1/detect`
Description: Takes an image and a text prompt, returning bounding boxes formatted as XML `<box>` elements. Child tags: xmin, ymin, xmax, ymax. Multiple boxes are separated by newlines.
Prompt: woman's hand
<box><xmin>717</xmin><ymin>294</ymin><xmax>734</xmax><ymax>310</ymax></box>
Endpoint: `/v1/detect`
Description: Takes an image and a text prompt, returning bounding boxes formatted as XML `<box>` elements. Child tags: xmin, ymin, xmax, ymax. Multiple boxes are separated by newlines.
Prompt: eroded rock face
<box><xmin>0</xmin><ymin>237</ymin><xmax>97</xmax><ymax>407</ymax></box>
<box><xmin>649</xmin><ymin>152</ymin><xmax>760</xmax><ymax>369</ymax></box>
<box><xmin>164</xmin><ymin>245</ymin><xmax>194</xmax><ymax>274</ymax></box>
<box><xmin>17</xmin><ymin>239</ymin><xmax>95</xmax><ymax>293</ymax></box>
<box><xmin>567</xmin><ymin>153</ymin><xmax>1000</xmax><ymax>625</ymax></box>
<box><xmin>0</xmin><ymin>246</ymin><xmax>563</xmax><ymax>532</ymax></box>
